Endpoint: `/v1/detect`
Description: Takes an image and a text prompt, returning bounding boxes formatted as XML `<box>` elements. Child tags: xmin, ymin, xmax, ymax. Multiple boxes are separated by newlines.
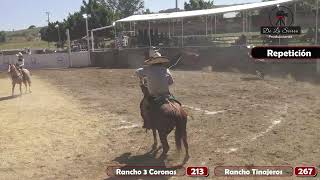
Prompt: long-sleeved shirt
<box><xmin>136</xmin><ymin>66</ymin><xmax>173</xmax><ymax>97</ymax></box>
<box><xmin>17</xmin><ymin>58</ymin><xmax>24</xmax><ymax>68</ymax></box>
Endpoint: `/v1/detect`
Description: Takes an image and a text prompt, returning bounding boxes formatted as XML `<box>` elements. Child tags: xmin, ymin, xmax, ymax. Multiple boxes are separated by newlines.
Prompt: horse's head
<box><xmin>8</xmin><ymin>64</ymin><xmax>19</xmax><ymax>75</ymax></box>
<box><xmin>140</xmin><ymin>84</ymin><xmax>150</xmax><ymax>97</ymax></box>
<box><xmin>8</xmin><ymin>64</ymin><xmax>12</xmax><ymax>73</ymax></box>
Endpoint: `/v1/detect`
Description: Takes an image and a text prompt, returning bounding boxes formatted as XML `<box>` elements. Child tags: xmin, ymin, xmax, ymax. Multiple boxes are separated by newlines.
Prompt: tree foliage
<box><xmin>39</xmin><ymin>22</ymin><xmax>66</xmax><ymax>47</ymax></box>
<box><xmin>28</xmin><ymin>25</ymin><xmax>36</xmax><ymax>29</ymax></box>
<box><xmin>40</xmin><ymin>0</ymin><xmax>144</xmax><ymax>44</ymax></box>
<box><xmin>143</xmin><ymin>8</ymin><xmax>152</xmax><ymax>14</ymax></box>
<box><xmin>0</xmin><ymin>31</ymin><xmax>6</xmax><ymax>43</ymax></box>
<box><xmin>184</xmin><ymin>0</ymin><xmax>214</xmax><ymax>11</ymax></box>
<box><xmin>101</xmin><ymin>0</ymin><xmax>144</xmax><ymax>18</ymax></box>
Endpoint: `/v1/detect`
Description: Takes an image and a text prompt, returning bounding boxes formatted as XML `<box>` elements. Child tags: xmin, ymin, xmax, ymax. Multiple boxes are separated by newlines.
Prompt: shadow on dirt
<box><xmin>0</xmin><ymin>95</ymin><xmax>20</xmax><ymax>102</ymax></box>
<box><xmin>104</xmin><ymin>146</ymin><xmax>186</xmax><ymax>180</ymax></box>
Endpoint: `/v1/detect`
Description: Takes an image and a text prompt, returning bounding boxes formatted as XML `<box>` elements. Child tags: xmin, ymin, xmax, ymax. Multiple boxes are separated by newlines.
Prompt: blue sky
<box><xmin>0</xmin><ymin>0</ymin><xmax>260</xmax><ymax>31</ymax></box>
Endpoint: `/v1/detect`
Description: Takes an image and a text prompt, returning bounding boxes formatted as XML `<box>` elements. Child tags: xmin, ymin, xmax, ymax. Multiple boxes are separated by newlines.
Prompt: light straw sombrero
<box><xmin>144</xmin><ymin>51</ymin><xmax>170</xmax><ymax>65</ymax></box>
<box><xmin>16</xmin><ymin>52</ymin><xmax>23</xmax><ymax>57</ymax></box>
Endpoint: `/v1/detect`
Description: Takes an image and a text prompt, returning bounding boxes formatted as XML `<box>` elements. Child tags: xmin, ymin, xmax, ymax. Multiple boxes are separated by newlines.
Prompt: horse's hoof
<box><xmin>184</xmin><ymin>154</ymin><xmax>190</xmax><ymax>162</ymax></box>
<box><xmin>159</xmin><ymin>153</ymin><xmax>167</xmax><ymax>160</ymax></box>
<box><xmin>152</xmin><ymin>144</ymin><xmax>158</xmax><ymax>150</ymax></box>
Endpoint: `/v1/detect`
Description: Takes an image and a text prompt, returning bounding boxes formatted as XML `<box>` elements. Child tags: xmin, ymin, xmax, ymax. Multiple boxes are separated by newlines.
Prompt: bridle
<box><xmin>8</xmin><ymin>64</ymin><xmax>22</xmax><ymax>78</ymax></box>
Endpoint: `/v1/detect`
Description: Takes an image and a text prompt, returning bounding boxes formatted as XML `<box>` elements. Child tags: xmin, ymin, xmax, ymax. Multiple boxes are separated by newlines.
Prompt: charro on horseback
<box><xmin>7</xmin><ymin>52</ymin><xmax>32</xmax><ymax>96</ymax></box>
<box><xmin>136</xmin><ymin>47</ymin><xmax>189</xmax><ymax>159</ymax></box>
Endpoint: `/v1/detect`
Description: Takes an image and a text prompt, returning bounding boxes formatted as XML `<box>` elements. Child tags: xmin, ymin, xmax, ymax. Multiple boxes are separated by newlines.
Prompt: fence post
<box><xmin>66</xmin><ymin>29</ymin><xmax>72</xmax><ymax>68</ymax></box>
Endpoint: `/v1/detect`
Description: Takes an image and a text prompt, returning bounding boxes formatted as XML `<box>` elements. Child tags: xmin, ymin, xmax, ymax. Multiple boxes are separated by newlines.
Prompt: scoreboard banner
<box><xmin>105</xmin><ymin>165</ymin><xmax>318</xmax><ymax>178</ymax></box>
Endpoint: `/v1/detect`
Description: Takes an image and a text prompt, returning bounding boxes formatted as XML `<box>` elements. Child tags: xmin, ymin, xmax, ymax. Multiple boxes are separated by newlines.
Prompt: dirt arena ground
<box><xmin>0</xmin><ymin>68</ymin><xmax>319</xmax><ymax>180</ymax></box>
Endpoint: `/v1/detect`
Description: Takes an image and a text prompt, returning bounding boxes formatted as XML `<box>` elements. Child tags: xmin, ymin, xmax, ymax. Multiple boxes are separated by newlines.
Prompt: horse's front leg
<box><xmin>23</xmin><ymin>81</ymin><xmax>28</xmax><ymax>94</ymax></box>
<box><xmin>12</xmin><ymin>83</ymin><xmax>15</xmax><ymax>96</ymax></box>
<box><xmin>152</xmin><ymin>129</ymin><xmax>158</xmax><ymax>149</ymax></box>
<box><xmin>159</xmin><ymin>130</ymin><xmax>169</xmax><ymax>159</ymax></box>
<box><xmin>19</xmin><ymin>83</ymin><xmax>22</xmax><ymax>95</ymax></box>
<box><xmin>29</xmin><ymin>82</ymin><xmax>32</xmax><ymax>93</ymax></box>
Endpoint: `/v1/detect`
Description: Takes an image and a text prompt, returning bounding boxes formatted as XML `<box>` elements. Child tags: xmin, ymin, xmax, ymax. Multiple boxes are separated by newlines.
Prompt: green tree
<box><xmin>40</xmin><ymin>22</ymin><xmax>67</xmax><ymax>47</ymax></box>
<box><xmin>184</xmin><ymin>0</ymin><xmax>214</xmax><ymax>11</ymax></box>
<box><xmin>143</xmin><ymin>8</ymin><xmax>152</xmax><ymax>14</ymax></box>
<box><xmin>40</xmin><ymin>0</ymin><xmax>142</xmax><ymax>44</ymax></box>
<box><xmin>40</xmin><ymin>0</ymin><xmax>114</xmax><ymax>43</ymax></box>
<box><xmin>0</xmin><ymin>31</ymin><xmax>6</xmax><ymax>43</ymax></box>
<box><xmin>102</xmin><ymin>0</ymin><xmax>144</xmax><ymax>18</ymax></box>
<box><xmin>28</xmin><ymin>25</ymin><xmax>36</xmax><ymax>29</ymax></box>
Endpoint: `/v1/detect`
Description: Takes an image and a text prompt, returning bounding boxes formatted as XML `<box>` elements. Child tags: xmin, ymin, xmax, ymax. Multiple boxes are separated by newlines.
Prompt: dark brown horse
<box><xmin>140</xmin><ymin>85</ymin><xmax>189</xmax><ymax>159</ymax></box>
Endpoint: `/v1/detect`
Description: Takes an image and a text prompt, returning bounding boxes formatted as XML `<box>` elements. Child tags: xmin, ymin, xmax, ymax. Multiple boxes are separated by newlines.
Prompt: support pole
<box><xmin>242</xmin><ymin>12</ymin><xmax>245</xmax><ymax>33</ymax></box>
<box><xmin>148</xmin><ymin>21</ymin><xmax>152</xmax><ymax>47</ymax></box>
<box><xmin>294</xmin><ymin>3</ymin><xmax>297</xmax><ymax>25</ymax></box>
<box><xmin>316</xmin><ymin>0</ymin><xmax>319</xmax><ymax>45</ymax></box>
<box><xmin>316</xmin><ymin>0</ymin><xmax>320</xmax><ymax>74</ymax></box>
<box><xmin>246</xmin><ymin>11</ymin><xmax>249</xmax><ymax>33</ymax></box>
<box><xmin>85</xmin><ymin>18</ymin><xmax>90</xmax><ymax>51</ymax></box>
<box><xmin>66</xmin><ymin>29</ymin><xmax>72</xmax><ymax>67</ymax></box>
<box><xmin>173</xmin><ymin>20</ymin><xmax>175</xmax><ymax>36</ymax></box>
<box><xmin>181</xmin><ymin>18</ymin><xmax>184</xmax><ymax>47</ymax></box>
<box><xmin>91</xmin><ymin>30</ymin><xmax>94</xmax><ymax>51</ymax></box>
<box><xmin>85</xmin><ymin>18</ymin><xmax>91</xmax><ymax>65</ymax></box>
<box><xmin>168</xmin><ymin>21</ymin><xmax>171</xmax><ymax>38</ymax></box>
<box><xmin>214</xmin><ymin>15</ymin><xmax>217</xmax><ymax>35</ymax></box>
<box><xmin>248</xmin><ymin>11</ymin><xmax>251</xmax><ymax>33</ymax></box>
<box><xmin>114</xmin><ymin>24</ymin><xmax>117</xmax><ymax>48</ymax></box>
<box><xmin>133</xmin><ymin>22</ymin><xmax>136</xmax><ymax>36</ymax></box>
<box><xmin>211</xmin><ymin>15</ymin><xmax>213</xmax><ymax>35</ymax></box>
<box><xmin>205</xmin><ymin>16</ymin><xmax>208</xmax><ymax>36</ymax></box>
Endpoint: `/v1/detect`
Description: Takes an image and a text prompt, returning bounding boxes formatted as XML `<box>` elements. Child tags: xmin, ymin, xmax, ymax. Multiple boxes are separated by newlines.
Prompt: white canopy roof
<box><xmin>116</xmin><ymin>0</ymin><xmax>296</xmax><ymax>23</ymax></box>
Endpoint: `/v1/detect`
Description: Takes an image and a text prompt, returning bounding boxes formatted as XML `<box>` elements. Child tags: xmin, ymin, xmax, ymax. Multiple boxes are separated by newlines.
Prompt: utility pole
<box><xmin>45</xmin><ymin>12</ymin><xmax>50</xmax><ymax>24</ymax></box>
<box><xmin>45</xmin><ymin>12</ymin><xmax>50</xmax><ymax>48</ymax></box>
<box><xmin>176</xmin><ymin>0</ymin><xmax>178</xmax><ymax>12</ymax></box>
<box><xmin>316</xmin><ymin>0</ymin><xmax>319</xmax><ymax>45</ymax></box>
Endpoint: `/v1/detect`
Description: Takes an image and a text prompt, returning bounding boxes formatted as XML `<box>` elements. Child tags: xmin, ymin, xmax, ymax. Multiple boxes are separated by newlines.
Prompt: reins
<box><xmin>9</xmin><ymin>65</ymin><xmax>23</xmax><ymax>79</ymax></box>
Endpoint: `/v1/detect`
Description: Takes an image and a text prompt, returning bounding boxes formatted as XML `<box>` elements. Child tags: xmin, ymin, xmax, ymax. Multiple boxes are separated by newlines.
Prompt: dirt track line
<box><xmin>183</xmin><ymin>105</ymin><xmax>227</xmax><ymax>115</ymax></box>
<box><xmin>223</xmin><ymin>103</ymin><xmax>289</xmax><ymax>154</ymax></box>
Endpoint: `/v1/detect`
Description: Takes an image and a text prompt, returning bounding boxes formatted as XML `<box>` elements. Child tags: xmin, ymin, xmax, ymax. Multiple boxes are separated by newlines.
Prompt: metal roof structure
<box><xmin>116</xmin><ymin>0</ymin><xmax>296</xmax><ymax>23</ymax></box>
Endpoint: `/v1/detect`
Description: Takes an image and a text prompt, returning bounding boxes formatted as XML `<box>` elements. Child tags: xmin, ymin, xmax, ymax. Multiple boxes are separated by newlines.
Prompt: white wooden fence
<box><xmin>0</xmin><ymin>51</ymin><xmax>90</xmax><ymax>71</ymax></box>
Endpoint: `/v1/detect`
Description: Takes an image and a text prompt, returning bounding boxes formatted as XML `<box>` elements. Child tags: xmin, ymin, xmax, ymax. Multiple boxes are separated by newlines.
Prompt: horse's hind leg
<box><xmin>23</xmin><ymin>81</ymin><xmax>28</xmax><ymax>94</ymax></box>
<box><xmin>28</xmin><ymin>81</ymin><xmax>32</xmax><ymax>93</ymax></box>
<box><xmin>159</xmin><ymin>131</ymin><xmax>169</xmax><ymax>159</ymax></box>
<box><xmin>183</xmin><ymin>133</ymin><xmax>189</xmax><ymax>158</ymax></box>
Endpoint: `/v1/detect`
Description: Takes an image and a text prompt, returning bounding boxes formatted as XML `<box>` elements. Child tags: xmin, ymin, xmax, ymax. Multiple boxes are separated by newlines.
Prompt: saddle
<box><xmin>149</xmin><ymin>94</ymin><xmax>182</xmax><ymax>107</ymax></box>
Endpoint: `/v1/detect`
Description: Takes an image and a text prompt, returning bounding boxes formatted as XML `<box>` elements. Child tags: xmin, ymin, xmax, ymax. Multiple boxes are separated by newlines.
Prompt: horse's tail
<box><xmin>174</xmin><ymin>106</ymin><xmax>187</xmax><ymax>151</ymax></box>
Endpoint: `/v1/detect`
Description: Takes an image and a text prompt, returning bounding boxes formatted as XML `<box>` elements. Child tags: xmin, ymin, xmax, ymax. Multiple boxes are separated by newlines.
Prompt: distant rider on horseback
<box><xmin>136</xmin><ymin>47</ymin><xmax>180</xmax><ymax>129</ymax></box>
<box><xmin>16</xmin><ymin>52</ymin><xmax>25</xmax><ymax>72</ymax></box>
